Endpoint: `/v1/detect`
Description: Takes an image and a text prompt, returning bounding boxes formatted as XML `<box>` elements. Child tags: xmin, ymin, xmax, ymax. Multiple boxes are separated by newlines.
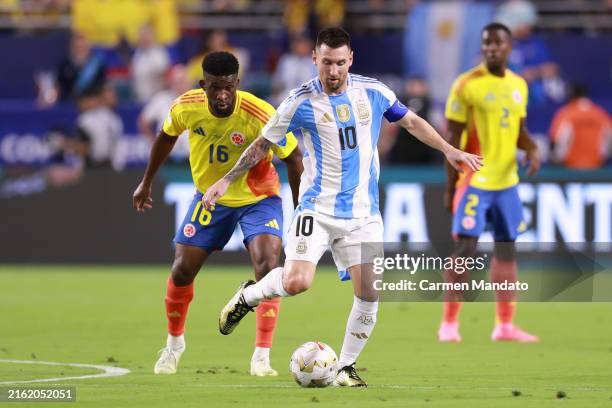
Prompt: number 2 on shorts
<box><xmin>464</xmin><ymin>194</ymin><xmax>479</xmax><ymax>216</ymax></box>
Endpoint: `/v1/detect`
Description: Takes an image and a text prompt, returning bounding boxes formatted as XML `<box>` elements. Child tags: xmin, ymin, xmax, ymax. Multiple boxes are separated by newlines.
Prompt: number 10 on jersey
<box><xmin>338</xmin><ymin>126</ymin><xmax>357</xmax><ymax>150</ymax></box>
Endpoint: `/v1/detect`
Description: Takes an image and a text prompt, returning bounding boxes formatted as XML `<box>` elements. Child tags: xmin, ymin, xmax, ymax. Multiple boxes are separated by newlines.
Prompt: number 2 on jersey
<box><xmin>500</xmin><ymin>107</ymin><xmax>509</xmax><ymax>128</ymax></box>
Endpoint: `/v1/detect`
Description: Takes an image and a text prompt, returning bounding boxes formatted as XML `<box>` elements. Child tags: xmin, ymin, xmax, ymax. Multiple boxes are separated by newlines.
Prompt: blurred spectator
<box><xmin>56</xmin><ymin>32</ymin><xmax>107</xmax><ymax>101</ymax></box>
<box><xmin>496</xmin><ymin>0</ymin><xmax>565</xmax><ymax>107</ymax></box>
<box><xmin>271</xmin><ymin>34</ymin><xmax>317</xmax><ymax>105</ymax></box>
<box><xmin>550</xmin><ymin>84</ymin><xmax>612</xmax><ymax>169</ymax></box>
<box><xmin>187</xmin><ymin>29</ymin><xmax>249</xmax><ymax>83</ymax></box>
<box><xmin>72</xmin><ymin>0</ymin><xmax>179</xmax><ymax>48</ymax></box>
<box><xmin>35</xmin><ymin>70</ymin><xmax>59</xmax><ymax>107</ymax></box>
<box><xmin>138</xmin><ymin>65</ymin><xmax>191</xmax><ymax>162</ymax></box>
<box><xmin>0</xmin><ymin>0</ymin><xmax>70</xmax><ymax>33</ymax></box>
<box><xmin>379</xmin><ymin>78</ymin><xmax>437</xmax><ymax>164</ymax></box>
<box><xmin>131</xmin><ymin>24</ymin><xmax>171</xmax><ymax>103</ymax></box>
<box><xmin>404</xmin><ymin>1</ymin><xmax>495</xmax><ymax>105</ymax></box>
<box><xmin>62</xmin><ymin>86</ymin><xmax>123</xmax><ymax>168</ymax></box>
<box><xmin>284</xmin><ymin>0</ymin><xmax>345</xmax><ymax>35</ymax></box>
<box><xmin>0</xmin><ymin>127</ymin><xmax>84</xmax><ymax>198</ymax></box>
<box><xmin>11</xmin><ymin>0</ymin><xmax>70</xmax><ymax>13</ymax></box>
<box><xmin>149</xmin><ymin>0</ymin><xmax>181</xmax><ymax>47</ymax></box>
<box><xmin>207</xmin><ymin>0</ymin><xmax>251</xmax><ymax>11</ymax></box>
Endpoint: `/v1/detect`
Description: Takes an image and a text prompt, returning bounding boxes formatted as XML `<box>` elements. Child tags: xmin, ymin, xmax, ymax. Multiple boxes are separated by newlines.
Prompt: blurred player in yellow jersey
<box><xmin>132</xmin><ymin>52</ymin><xmax>303</xmax><ymax>374</ymax></box>
<box><xmin>439</xmin><ymin>23</ymin><xmax>541</xmax><ymax>343</ymax></box>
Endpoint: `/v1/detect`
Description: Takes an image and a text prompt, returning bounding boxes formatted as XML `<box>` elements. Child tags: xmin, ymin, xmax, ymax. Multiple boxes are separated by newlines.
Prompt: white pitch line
<box><xmin>209</xmin><ymin>384</ymin><xmax>412</xmax><ymax>389</ymax></box>
<box><xmin>0</xmin><ymin>359</ymin><xmax>130</xmax><ymax>385</ymax></box>
<box><xmin>207</xmin><ymin>384</ymin><xmax>612</xmax><ymax>392</ymax></box>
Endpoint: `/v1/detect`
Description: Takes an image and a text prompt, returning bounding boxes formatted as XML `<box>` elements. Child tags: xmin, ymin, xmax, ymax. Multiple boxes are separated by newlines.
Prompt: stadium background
<box><xmin>0</xmin><ymin>0</ymin><xmax>610</xmax><ymax>262</ymax></box>
<box><xmin>0</xmin><ymin>2</ymin><xmax>611</xmax><ymax>406</ymax></box>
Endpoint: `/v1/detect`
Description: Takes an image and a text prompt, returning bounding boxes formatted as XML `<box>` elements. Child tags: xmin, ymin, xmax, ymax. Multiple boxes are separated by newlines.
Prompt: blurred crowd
<box><xmin>0</xmin><ymin>0</ymin><xmax>609</xmax><ymax>183</ymax></box>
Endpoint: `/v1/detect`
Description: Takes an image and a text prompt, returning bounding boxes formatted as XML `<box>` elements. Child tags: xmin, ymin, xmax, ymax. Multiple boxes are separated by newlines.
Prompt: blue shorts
<box><xmin>174</xmin><ymin>193</ymin><xmax>283</xmax><ymax>252</ymax></box>
<box><xmin>452</xmin><ymin>185</ymin><xmax>526</xmax><ymax>241</ymax></box>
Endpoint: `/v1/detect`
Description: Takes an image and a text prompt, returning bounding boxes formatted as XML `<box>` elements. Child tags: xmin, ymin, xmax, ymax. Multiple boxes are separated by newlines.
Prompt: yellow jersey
<box><xmin>445</xmin><ymin>64</ymin><xmax>528</xmax><ymax>191</ymax></box>
<box><xmin>162</xmin><ymin>89</ymin><xmax>298</xmax><ymax>207</ymax></box>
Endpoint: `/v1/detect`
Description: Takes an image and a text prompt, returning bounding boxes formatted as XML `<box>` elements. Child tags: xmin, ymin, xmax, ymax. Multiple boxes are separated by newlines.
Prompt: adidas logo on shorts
<box><xmin>265</xmin><ymin>219</ymin><xmax>280</xmax><ymax>230</ymax></box>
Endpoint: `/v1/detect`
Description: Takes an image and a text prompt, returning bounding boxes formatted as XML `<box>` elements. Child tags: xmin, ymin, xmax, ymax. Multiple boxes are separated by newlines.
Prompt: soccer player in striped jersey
<box><xmin>439</xmin><ymin>23</ymin><xmax>540</xmax><ymax>343</ymax></box>
<box><xmin>132</xmin><ymin>52</ymin><xmax>303</xmax><ymax>376</ymax></box>
<box><xmin>204</xmin><ymin>28</ymin><xmax>482</xmax><ymax>386</ymax></box>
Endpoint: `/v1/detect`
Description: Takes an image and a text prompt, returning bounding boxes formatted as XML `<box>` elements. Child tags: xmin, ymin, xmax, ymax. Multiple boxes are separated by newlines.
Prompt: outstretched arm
<box><xmin>201</xmin><ymin>136</ymin><xmax>272</xmax><ymax>208</ymax></box>
<box><xmin>396</xmin><ymin>110</ymin><xmax>483</xmax><ymax>172</ymax></box>
<box><xmin>281</xmin><ymin>146</ymin><xmax>304</xmax><ymax>208</ymax></box>
<box><xmin>133</xmin><ymin>131</ymin><xmax>177</xmax><ymax>212</ymax></box>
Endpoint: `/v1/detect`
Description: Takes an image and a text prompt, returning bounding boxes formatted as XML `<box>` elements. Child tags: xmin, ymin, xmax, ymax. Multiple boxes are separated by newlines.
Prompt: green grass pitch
<box><xmin>1</xmin><ymin>265</ymin><xmax>611</xmax><ymax>407</ymax></box>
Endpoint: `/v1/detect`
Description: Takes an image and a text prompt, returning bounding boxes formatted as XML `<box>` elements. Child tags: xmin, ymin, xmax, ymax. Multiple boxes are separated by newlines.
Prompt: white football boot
<box><xmin>250</xmin><ymin>359</ymin><xmax>278</xmax><ymax>377</ymax></box>
<box><xmin>153</xmin><ymin>347</ymin><xmax>184</xmax><ymax>374</ymax></box>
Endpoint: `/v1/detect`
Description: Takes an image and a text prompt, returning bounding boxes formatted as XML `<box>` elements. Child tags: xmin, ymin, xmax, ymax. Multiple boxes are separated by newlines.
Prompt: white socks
<box><xmin>251</xmin><ymin>346</ymin><xmax>270</xmax><ymax>363</ymax></box>
<box><xmin>339</xmin><ymin>296</ymin><xmax>378</xmax><ymax>367</ymax></box>
<box><xmin>243</xmin><ymin>267</ymin><xmax>290</xmax><ymax>306</ymax></box>
<box><xmin>167</xmin><ymin>334</ymin><xmax>185</xmax><ymax>352</ymax></box>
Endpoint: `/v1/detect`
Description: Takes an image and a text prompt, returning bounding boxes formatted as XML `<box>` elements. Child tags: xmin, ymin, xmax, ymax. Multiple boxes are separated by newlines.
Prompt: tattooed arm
<box><xmin>225</xmin><ymin>136</ymin><xmax>272</xmax><ymax>182</ymax></box>
<box><xmin>201</xmin><ymin>136</ymin><xmax>272</xmax><ymax>208</ymax></box>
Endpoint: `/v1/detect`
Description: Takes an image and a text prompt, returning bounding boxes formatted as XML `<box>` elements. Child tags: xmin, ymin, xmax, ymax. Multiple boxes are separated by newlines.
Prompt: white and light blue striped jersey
<box><xmin>262</xmin><ymin>73</ymin><xmax>409</xmax><ymax>218</ymax></box>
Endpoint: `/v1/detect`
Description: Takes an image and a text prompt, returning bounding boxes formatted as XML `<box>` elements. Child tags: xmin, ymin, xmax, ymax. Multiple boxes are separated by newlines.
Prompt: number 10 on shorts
<box><xmin>295</xmin><ymin>215</ymin><xmax>314</xmax><ymax>237</ymax></box>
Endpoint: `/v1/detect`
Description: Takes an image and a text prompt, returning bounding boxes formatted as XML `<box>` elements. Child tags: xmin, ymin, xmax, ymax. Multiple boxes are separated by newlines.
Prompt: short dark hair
<box><xmin>482</xmin><ymin>22</ymin><xmax>512</xmax><ymax>39</ymax></box>
<box><xmin>316</xmin><ymin>27</ymin><xmax>351</xmax><ymax>49</ymax></box>
<box><xmin>202</xmin><ymin>51</ymin><xmax>239</xmax><ymax>76</ymax></box>
<box><xmin>570</xmin><ymin>83</ymin><xmax>588</xmax><ymax>99</ymax></box>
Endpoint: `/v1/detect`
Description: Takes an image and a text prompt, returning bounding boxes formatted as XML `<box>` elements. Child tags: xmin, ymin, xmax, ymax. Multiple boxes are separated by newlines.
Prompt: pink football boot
<box><xmin>438</xmin><ymin>321</ymin><xmax>462</xmax><ymax>343</ymax></box>
<box><xmin>491</xmin><ymin>323</ymin><xmax>539</xmax><ymax>342</ymax></box>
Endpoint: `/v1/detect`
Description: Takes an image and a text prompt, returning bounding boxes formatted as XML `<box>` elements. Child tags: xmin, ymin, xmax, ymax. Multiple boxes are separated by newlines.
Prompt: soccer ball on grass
<box><xmin>289</xmin><ymin>341</ymin><xmax>338</xmax><ymax>388</ymax></box>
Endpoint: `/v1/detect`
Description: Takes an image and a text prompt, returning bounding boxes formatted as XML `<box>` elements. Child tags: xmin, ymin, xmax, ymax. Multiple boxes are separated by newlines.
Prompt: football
<box><xmin>289</xmin><ymin>341</ymin><xmax>338</xmax><ymax>388</ymax></box>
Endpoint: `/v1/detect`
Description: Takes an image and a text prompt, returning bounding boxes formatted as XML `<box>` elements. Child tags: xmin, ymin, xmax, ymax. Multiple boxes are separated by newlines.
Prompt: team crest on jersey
<box><xmin>336</xmin><ymin>104</ymin><xmax>351</xmax><ymax>122</ymax></box>
<box><xmin>230</xmin><ymin>131</ymin><xmax>245</xmax><ymax>146</ymax></box>
<box><xmin>296</xmin><ymin>239</ymin><xmax>308</xmax><ymax>255</ymax></box>
<box><xmin>183</xmin><ymin>223</ymin><xmax>196</xmax><ymax>238</ymax></box>
<box><xmin>356</xmin><ymin>100</ymin><xmax>369</xmax><ymax>120</ymax></box>
<box><xmin>451</xmin><ymin>101</ymin><xmax>461</xmax><ymax>113</ymax></box>
<box><xmin>461</xmin><ymin>216</ymin><xmax>476</xmax><ymax>230</ymax></box>
<box><xmin>512</xmin><ymin>90</ymin><xmax>523</xmax><ymax>104</ymax></box>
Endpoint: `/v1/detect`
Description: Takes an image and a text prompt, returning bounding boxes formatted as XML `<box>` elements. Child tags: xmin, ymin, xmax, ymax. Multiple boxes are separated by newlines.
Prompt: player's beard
<box><xmin>212</xmin><ymin>100</ymin><xmax>234</xmax><ymax>116</ymax></box>
<box><xmin>486</xmin><ymin>61</ymin><xmax>505</xmax><ymax>74</ymax></box>
<box><xmin>326</xmin><ymin>76</ymin><xmax>345</xmax><ymax>92</ymax></box>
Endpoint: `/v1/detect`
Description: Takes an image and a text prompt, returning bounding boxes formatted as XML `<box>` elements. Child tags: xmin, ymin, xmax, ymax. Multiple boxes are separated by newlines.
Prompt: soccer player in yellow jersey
<box><xmin>132</xmin><ymin>52</ymin><xmax>303</xmax><ymax>375</ymax></box>
<box><xmin>439</xmin><ymin>23</ymin><xmax>541</xmax><ymax>343</ymax></box>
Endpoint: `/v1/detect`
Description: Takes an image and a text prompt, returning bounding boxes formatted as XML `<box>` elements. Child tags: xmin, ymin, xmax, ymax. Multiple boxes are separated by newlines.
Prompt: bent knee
<box><xmin>171</xmin><ymin>261</ymin><xmax>198</xmax><ymax>286</ymax></box>
<box><xmin>283</xmin><ymin>273</ymin><xmax>312</xmax><ymax>295</ymax></box>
